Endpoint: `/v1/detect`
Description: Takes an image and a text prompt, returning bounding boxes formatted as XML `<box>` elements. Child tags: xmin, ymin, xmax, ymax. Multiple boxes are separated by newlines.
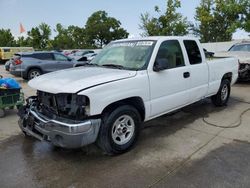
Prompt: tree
<box><xmin>194</xmin><ymin>0</ymin><xmax>250</xmax><ymax>42</ymax></box>
<box><xmin>52</xmin><ymin>24</ymin><xmax>86</xmax><ymax>49</ymax></box>
<box><xmin>242</xmin><ymin>3</ymin><xmax>250</xmax><ymax>32</ymax></box>
<box><xmin>0</xmin><ymin>29</ymin><xmax>16</xmax><ymax>46</ymax></box>
<box><xmin>193</xmin><ymin>0</ymin><xmax>215</xmax><ymax>42</ymax></box>
<box><xmin>16</xmin><ymin>36</ymin><xmax>30</xmax><ymax>47</ymax></box>
<box><xmin>27</xmin><ymin>23</ymin><xmax>51</xmax><ymax>49</ymax></box>
<box><xmin>85</xmin><ymin>11</ymin><xmax>129</xmax><ymax>48</ymax></box>
<box><xmin>139</xmin><ymin>0</ymin><xmax>189</xmax><ymax>36</ymax></box>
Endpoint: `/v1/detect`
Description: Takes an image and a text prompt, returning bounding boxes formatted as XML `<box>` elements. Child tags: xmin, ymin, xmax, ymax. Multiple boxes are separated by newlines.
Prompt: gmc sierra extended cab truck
<box><xmin>18</xmin><ymin>36</ymin><xmax>238</xmax><ymax>154</ymax></box>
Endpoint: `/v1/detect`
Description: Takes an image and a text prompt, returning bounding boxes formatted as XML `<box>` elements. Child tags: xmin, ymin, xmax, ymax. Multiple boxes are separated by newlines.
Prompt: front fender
<box><xmin>78</xmin><ymin>71</ymin><xmax>151</xmax><ymax>119</ymax></box>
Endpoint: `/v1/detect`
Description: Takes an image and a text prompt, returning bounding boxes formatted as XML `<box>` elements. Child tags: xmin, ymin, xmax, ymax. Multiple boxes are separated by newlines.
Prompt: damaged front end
<box><xmin>239</xmin><ymin>63</ymin><xmax>250</xmax><ymax>81</ymax></box>
<box><xmin>18</xmin><ymin>91</ymin><xmax>101</xmax><ymax>148</ymax></box>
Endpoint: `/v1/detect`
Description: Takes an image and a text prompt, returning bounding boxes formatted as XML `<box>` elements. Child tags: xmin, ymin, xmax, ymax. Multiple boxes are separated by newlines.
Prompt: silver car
<box><xmin>10</xmin><ymin>51</ymin><xmax>76</xmax><ymax>80</ymax></box>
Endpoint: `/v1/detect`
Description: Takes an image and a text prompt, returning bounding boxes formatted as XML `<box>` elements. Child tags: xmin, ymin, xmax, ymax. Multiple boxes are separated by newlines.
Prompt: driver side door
<box><xmin>148</xmin><ymin>40</ymin><xmax>191</xmax><ymax>118</ymax></box>
<box><xmin>53</xmin><ymin>53</ymin><xmax>74</xmax><ymax>71</ymax></box>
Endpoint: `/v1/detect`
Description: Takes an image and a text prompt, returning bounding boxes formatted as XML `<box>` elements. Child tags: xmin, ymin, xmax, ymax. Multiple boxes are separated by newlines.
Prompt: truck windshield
<box><xmin>91</xmin><ymin>40</ymin><xmax>156</xmax><ymax>70</ymax></box>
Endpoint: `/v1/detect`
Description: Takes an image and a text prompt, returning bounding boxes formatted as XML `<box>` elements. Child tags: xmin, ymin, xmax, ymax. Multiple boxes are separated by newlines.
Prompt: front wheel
<box><xmin>97</xmin><ymin>105</ymin><xmax>141</xmax><ymax>155</ymax></box>
<box><xmin>211</xmin><ymin>79</ymin><xmax>231</xmax><ymax>106</ymax></box>
<box><xmin>28</xmin><ymin>69</ymin><xmax>42</xmax><ymax>80</ymax></box>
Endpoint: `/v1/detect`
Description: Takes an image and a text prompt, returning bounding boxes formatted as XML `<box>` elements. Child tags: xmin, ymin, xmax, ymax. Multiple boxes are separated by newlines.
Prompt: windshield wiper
<box><xmin>101</xmin><ymin>64</ymin><xmax>125</xmax><ymax>69</ymax></box>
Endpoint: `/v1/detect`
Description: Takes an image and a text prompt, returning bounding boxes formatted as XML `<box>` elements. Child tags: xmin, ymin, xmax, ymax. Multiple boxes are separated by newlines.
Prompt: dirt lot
<box><xmin>1</xmin><ymin>65</ymin><xmax>250</xmax><ymax>188</ymax></box>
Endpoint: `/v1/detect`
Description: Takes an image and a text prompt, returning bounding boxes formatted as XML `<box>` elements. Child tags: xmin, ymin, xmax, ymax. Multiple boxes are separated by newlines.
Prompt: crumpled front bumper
<box><xmin>239</xmin><ymin>63</ymin><xmax>250</xmax><ymax>81</ymax></box>
<box><xmin>18</xmin><ymin>101</ymin><xmax>101</xmax><ymax>149</ymax></box>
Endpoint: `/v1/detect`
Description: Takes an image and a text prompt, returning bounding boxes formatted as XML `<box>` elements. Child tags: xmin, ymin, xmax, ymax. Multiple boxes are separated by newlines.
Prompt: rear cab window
<box><xmin>183</xmin><ymin>40</ymin><xmax>202</xmax><ymax>65</ymax></box>
<box><xmin>155</xmin><ymin>40</ymin><xmax>185</xmax><ymax>69</ymax></box>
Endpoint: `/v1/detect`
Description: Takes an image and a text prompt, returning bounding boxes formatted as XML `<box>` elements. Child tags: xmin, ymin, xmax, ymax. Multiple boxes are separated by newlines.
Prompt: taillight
<box><xmin>14</xmin><ymin>59</ymin><xmax>22</xmax><ymax>65</ymax></box>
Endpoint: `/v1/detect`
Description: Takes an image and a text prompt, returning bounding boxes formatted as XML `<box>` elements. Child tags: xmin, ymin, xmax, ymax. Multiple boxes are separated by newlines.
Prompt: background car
<box><xmin>215</xmin><ymin>42</ymin><xmax>250</xmax><ymax>81</ymax></box>
<box><xmin>62</xmin><ymin>49</ymin><xmax>78</xmax><ymax>56</ymax></box>
<box><xmin>9</xmin><ymin>51</ymin><xmax>76</xmax><ymax>80</ymax></box>
<box><xmin>77</xmin><ymin>53</ymin><xmax>98</xmax><ymax>61</ymax></box>
<box><xmin>73</xmin><ymin>53</ymin><xmax>99</xmax><ymax>67</ymax></box>
<box><xmin>228</xmin><ymin>43</ymin><xmax>250</xmax><ymax>52</ymax></box>
<box><xmin>0</xmin><ymin>47</ymin><xmax>34</xmax><ymax>64</ymax></box>
<box><xmin>68</xmin><ymin>50</ymin><xmax>95</xmax><ymax>61</ymax></box>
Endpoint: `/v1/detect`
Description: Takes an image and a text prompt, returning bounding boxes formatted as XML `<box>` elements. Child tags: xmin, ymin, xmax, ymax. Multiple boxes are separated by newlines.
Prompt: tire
<box><xmin>211</xmin><ymin>79</ymin><xmax>231</xmax><ymax>106</ymax></box>
<box><xmin>28</xmin><ymin>69</ymin><xmax>42</xmax><ymax>80</ymax></box>
<box><xmin>97</xmin><ymin>105</ymin><xmax>141</xmax><ymax>155</ymax></box>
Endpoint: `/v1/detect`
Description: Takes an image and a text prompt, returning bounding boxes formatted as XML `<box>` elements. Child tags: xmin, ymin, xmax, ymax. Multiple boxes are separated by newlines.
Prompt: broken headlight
<box><xmin>37</xmin><ymin>91</ymin><xmax>90</xmax><ymax>120</ymax></box>
<box><xmin>56</xmin><ymin>94</ymin><xmax>90</xmax><ymax>119</ymax></box>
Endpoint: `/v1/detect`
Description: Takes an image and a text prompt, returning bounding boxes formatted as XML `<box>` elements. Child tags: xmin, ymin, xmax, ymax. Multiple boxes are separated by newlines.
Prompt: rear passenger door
<box><xmin>53</xmin><ymin>53</ymin><xmax>74</xmax><ymax>70</ymax></box>
<box><xmin>148</xmin><ymin>40</ymin><xmax>191</xmax><ymax>117</ymax></box>
<box><xmin>32</xmin><ymin>53</ymin><xmax>55</xmax><ymax>73</ymax></box>
<box><xmin>183</xmin><ymin>40</ymin><xmax>209</xmax><ymax>102</ymax></box>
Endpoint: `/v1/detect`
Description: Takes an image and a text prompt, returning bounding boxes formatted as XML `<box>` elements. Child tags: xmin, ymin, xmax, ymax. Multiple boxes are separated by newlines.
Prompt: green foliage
<box><xmin>0</xmin><ymin>29</ymin><xmax>16</xmax><ymax>46</ymax></box>
<box><xmin>52</xmin><ymin>24</ymin><xmax>86</xmax><ymax>49</ymax></box>
<box><xmin>16</xmin><ymin>36</ymin><xmax>30</xmax><ymax>47</ymax></box>
<box><xmin>27</xmin><ymin>23</ymin><xmax>51</xmax><ymax>49</ymax></box>
<box><xmin>85</xmin><ymin>11</ymin><xmax>129</xmax><ymax>48</ymax></box>
<box><xmin>241</xmin><ymin>1</ymin><xmax>250</xmax><ymax>32</ymax></box>
<box><xmin>139</xmin><ymin>0</ymin><xmax>189</xmax><ymax>36</ymax></box>
<box><xmin>194</xmin><ymin>0</ymin><xmax>250</xmax><ymax>42</ymax></box>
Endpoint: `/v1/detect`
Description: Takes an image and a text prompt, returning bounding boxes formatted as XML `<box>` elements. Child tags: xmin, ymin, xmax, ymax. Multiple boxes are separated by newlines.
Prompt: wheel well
<box><xmin>222</xmin><ymin>72</ymin><xmax>232</xmax><ymax>83</ymax></box>
<box><xmin>102</xmin><ymin>97</ymin><xmax>145</xmax><ymax>121</ymax></box>
<box><xmin>27</xmin><ymin>67</ymin><xmax>42</xmax><ymax>75</ymax></box>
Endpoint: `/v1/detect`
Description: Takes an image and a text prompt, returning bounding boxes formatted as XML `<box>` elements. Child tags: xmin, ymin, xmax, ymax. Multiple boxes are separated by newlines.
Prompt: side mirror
<box><xmin>153</xmin><ymin>58</ymin><xmax>169</xmax><ymax>72</ymax></box>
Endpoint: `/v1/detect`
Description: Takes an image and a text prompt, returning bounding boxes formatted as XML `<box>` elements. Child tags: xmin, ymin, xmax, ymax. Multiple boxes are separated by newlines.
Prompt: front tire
<box><xmin>28</xmin><ymin>69</ymin><xmax>42</xmax><ymax>80</ymax></box>
<box><xmin>211</xmin><ymin>79</ymin><xmax>231</xmax><ymax>106</ymax></box>
<box><xmin>97</xmin><ymin>105</ymin><xmax>141</xmax><ymax>155</ymax></box>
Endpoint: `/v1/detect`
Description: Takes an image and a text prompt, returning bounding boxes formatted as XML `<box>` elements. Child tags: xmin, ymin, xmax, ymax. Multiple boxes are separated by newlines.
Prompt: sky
<box><xmin>0</xmin><ymin>0</ymin><xmax>249</xmax><ymax>39</ymax></box>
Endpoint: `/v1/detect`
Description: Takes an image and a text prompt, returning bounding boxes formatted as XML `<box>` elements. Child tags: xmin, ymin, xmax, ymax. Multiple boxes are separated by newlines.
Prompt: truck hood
<box><xmin>28</xmin><ymin>67</ymin><xmax>137</xmax><ymax>94</ymax></box>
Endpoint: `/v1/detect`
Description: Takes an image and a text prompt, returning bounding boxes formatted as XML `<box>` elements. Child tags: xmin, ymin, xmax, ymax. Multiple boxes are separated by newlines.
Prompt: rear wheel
<box><xmin>28</xmin><ymin>69</ymin><xmax>42</xmax><ymax>80</ymax></box>
<box><xmin>97</xmin><ymin>105</ymin><xmax>141</xmax><ymax>155</ymax></box>
<box><xmin>211</xmin><ymin>79</ymin><xmax>231</xmax><ymax>106</ymax></box>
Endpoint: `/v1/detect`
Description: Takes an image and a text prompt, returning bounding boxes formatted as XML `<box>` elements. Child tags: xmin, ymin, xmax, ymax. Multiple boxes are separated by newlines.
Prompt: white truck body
<box><xmin>20</xmin><ymin>36</ymin><xmax>238</xmax><ymax>153</ymax></box>
<box><xmin>29</xmin><ymin>37</ymin><xmax>238</xmax><ymax>120</ymax></box>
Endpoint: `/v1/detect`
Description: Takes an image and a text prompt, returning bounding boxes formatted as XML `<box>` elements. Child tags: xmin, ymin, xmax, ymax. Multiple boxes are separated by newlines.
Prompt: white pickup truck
<box><xmin>18</xmin><ymin>36</ymin><xmax>238</xmax><ymax>154</ymax></box>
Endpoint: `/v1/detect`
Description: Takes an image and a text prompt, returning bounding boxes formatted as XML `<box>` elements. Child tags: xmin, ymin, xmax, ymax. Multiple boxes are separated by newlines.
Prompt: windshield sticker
<box><xmin>111</xmin><ymin>41</ymin><xmax>154</xmax><ymax>47</ymax></box>
<box><xmin>111</xmin><ymin>42</ymin><xmax>137</xmax><ymax>47</ymax></box>
<box><xmin>136</xmin><ymin>41</ymin><xmax>154</xmax><ymax>46</ymax></box>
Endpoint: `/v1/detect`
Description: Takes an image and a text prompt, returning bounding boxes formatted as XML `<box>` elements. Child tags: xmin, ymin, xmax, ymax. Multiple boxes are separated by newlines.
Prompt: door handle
<box><xmin>183</xmin><ymin>72</ymin><xmax>190</xmax><ymax>78</ymax></box>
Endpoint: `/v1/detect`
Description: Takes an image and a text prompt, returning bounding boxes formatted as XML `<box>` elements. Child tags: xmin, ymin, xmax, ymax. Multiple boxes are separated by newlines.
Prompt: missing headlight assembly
<box><xmin>37</xmin><ymin>91</ymin><xmax>90</xmax><ymax>120</ymax></box>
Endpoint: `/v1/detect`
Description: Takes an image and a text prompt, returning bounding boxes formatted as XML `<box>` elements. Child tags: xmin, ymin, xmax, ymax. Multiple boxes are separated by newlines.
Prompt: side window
<box><xmin>184</xmin><ymin>40</ymin><xmax>202</xmax><ymax>65</ymax></box>
<box><xmin>54</xmin><ymin>53</ymin><xmax>68</xmax><ymax>61</ymax></box>
<box><xmin>155</xmin><ymin>40</ymin><xmax>185</xmax><ymax>69</ymax></box>
<box><xmin>33</xmin><ymin>53</ymin><xmax>53</xmax><ymax>60</ymax></box>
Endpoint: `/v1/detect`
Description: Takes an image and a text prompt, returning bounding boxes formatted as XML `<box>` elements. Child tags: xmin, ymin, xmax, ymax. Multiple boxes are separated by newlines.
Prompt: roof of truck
<box><xmin>115</xmin><ymin>36</ymin><xmax>198</xmax><ymax>42</ymax></box>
